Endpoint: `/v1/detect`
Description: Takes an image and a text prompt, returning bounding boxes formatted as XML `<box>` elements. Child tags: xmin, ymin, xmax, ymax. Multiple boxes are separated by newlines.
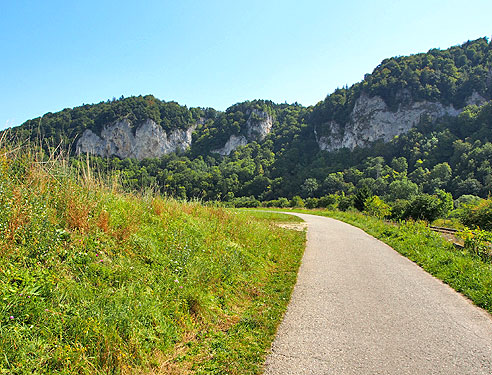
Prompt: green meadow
<box><xmin>0</xmin><ymin>144</ymin><xmax>305</xmax><ymax>374</ymax></box>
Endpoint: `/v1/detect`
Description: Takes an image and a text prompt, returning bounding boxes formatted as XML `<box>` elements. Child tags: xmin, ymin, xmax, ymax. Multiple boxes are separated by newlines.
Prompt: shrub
<box><xmin>403</xmin><ymin>191</ymin><xmax>453</xmax><ymax>222</ymax></box>
<box><xmin>338</xmin><ymin>195</ymin><xmax>354</xmax><ymax>211</ymax></box>
<box><xmin>305</xmin><ymin>197</ymin><xmax>319</xmax><ymax>209</ymax></box>
<box><xmin>455</xmin><ymin>195</ymin><xmax>483</xmax><ymax>208</ymax></box>
<box><xmin>389</xmin><ymin>199</ymin><xmax>411</xmax><ymax>220</ymax></box>
<box><xmin>364</xmin><ymin>195</ymin><xmax>391</xmax><ymax>219</ymax></box>
<box><xmin>276</xmin><ymin>197</ymin><xmax>290</xmax><ymax>208</ymax></box>
<box><xmin>460</xmin><ymin>198</ymin><xmax>492</xmax><ymax>230</ymax></box>
<box><xmin>459</xmin><ymin>228</ymin><xmax>492</xmax><ymax>261</ymax></box>
<box><xmin>354</xmin><ymin>185</ymin><xmax>372</xmax><ymax>211</ymax></box>
<box><xmin>318</xmin><ymin>194</ymin><xmax>339</xmax><ymax>209</ymax></box>
<box><xmin>405</xmin><ymin>194</ymin><xmax>443</xmax><ymax>222</ymax></box>
<box><xmin>290</xmin><ymin>195</ymin><xmax>305</xmax><ymax>208</ymax></box>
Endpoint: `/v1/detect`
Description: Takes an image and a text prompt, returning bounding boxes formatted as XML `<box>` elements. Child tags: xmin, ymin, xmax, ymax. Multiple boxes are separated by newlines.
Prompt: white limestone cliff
<box><xmin>212</xmin><ymin>135</ymin><xmax>248</xmax><ymax>156</ymax></box>
<box><xmin>76</xmin><ymin>118</ymin><xmax>195</xmax><ymax>160</ymax></box>
<box><xmin>212</xmin><ymin>109</ymin><xmax>274</xmax><ymax>156</ymax></box>
<box><xmin>316</xmin><ymin>93</ymin><xmax>466</xmax><ymax>152</ymax></box>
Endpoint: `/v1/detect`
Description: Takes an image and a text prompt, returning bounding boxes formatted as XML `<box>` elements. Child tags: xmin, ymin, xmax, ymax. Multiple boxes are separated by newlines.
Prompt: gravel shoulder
<box><xmin>264</xmin><ymin>213</ymin><xmax>492</xmax><ymax>375</ymax></box>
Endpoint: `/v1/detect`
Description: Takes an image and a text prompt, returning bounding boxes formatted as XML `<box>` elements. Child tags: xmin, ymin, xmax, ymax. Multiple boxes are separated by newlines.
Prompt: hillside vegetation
<box><xmin>0</xmin><ymin>141</ymin><xmax>305</xmax><ymax>374</ymax></box>
<box><xmin>6</xmin><ymin>38</ymin><xmax>492</xmax><ymax>206</ymax></box>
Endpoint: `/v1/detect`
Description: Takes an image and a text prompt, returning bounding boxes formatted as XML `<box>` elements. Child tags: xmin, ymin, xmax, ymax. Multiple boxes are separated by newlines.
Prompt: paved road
<box><xmin>264</xmin><ymin>213</ymin><xmax>492</xmax><ymax>374</ymax></box>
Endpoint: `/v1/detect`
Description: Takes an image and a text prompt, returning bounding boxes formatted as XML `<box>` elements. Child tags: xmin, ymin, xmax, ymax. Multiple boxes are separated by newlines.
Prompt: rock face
<box><xmin>246</xmin><ymin>109</ymin><xmax>274</xmax><ymax>141</ymax></box>
<box><xmin>212</xmin><ymin>135</ymin><xmax>248</xmax><ymax>156</ymax></box>
<box><xmin>316</xmin><ymin>93</ymin><xmax>462</xmax><ymax>152</ymax></box>
<box><xmin>76</xmin><ymin>119</ymin><xmax>195</xmax><ymax>160</ymax></box>
<box><xmin>466</xmin><ymin>91</ymin><xmax>487</xmax><ymax>106</ymax></box>
<box><xmin>212</xmin><ymin>109</ymin><xmax>274</xmax><ymax>155</ymax></box>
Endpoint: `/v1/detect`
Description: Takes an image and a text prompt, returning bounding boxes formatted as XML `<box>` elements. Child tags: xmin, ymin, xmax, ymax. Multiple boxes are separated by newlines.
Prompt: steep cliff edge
<box><xmin>315</xmin><ymin>92</ymin><xmax>487</xmax><ymax>152</ymax></box>
<box><xmin>76</xmin><ymin>119</ymin><xmax>195</xmax><ymax>160</ymax></box>
<box><xmin>212</xmin><ymin>109</ymin><xmax>274</xmax><ymax>155</ymax></box>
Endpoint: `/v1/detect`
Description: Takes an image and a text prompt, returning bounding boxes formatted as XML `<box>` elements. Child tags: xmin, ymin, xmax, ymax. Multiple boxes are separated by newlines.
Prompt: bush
<box><xmin>399</xmin><ymin>191</ymin><xmax>453</xmax><ymax>222</ymax></box>
<box><xmin>354</xmin><ymin>185</ymin><xmax>372</xmax><ymax>211</ymax></box>
<box><xmin>460</xmin><ymin>198</ymin><xmax>492</xmax><ymax>230</ymax></box>
<box><xmin>459</xmin><ymin>228</ymin><xmax>492</xmax><ymax>261</ymax></box>
<box><xmin>455</xmin><ymin>195</ymin><xmax>483</xmax><ymax>209</ymax></box>
<box><xmin>276</xmin><ymin>197</ymin><xmax>290</xmax><ymax>208</ymax></box>
<box><xmin>389</xmin><ymin>199</ymin><xmax>411</xmax><ymax>221</ymax></box>
<box><xmin>364</xmin><ymin>195</ymin><xmax>391</xmax><ymax>219</ymax></box>
<box><xmin>290</xmin><ymin>195</ymin><xmax>305</xmax><ymax>208</ymax></box>
<box><xmin>338</xmin><ymin>195</ymin><xmax>354</xmax><ymax>211</ymax></box>
<box><xmin>232</xmin><ymin>196</ymin><xmax>260</xmax><ymax>208</ymax></box>
<box><xmin>318</xmin><ymin>194</ymin><xmax>339</xmax><ymax>209</ymax></box>
<box><xmin>405</xmin><ymin>194</ymin><xmax>441</xmax><ymax>222</ymax></box>
<box><xmin>305</xmin><ymin>197</ymin><xmax>319</xmax><ymax>209</ymax></box>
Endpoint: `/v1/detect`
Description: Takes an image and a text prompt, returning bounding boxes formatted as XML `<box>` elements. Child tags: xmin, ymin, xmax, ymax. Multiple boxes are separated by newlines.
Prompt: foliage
<box><xmin>459</xmin><ymin>228</ymin><xmax>492</xmax><ymax>262</ymax></box>
<box><xmin>5</xmin><ymin>38</ymin><xmax>492</xmax><ymax>207</ymax></box>
<box><xmin>318</xmin><ymin>194</ymin><xmax>340</xmax><ymax>209</ymax></box>
<box><xmin>404</xmin><ymin>193</ymin><xmax>448</xmax><ymax>222</ymax></box>
<box><xmin>290</xmin><ymin>196</ymin><xmax>305</xmax><ymax>208</ymax></box>
<box><xmin>338</xmin><ymin>195</ymin><xmax>354</xmax><ymax>211</ymax></box>
<box><xmin>459</xmin><ymin>198</ymin><xmax>492</xmax><ymax>230</ymax></box>
<box><xmin>364</xmin><ymin>195</ymin><xmax>391</xmax><ymax>219</ymax></box>
<box><xmin>354</xmin><ymin>184</ymin><xmax>372</xmax><ymax>211</ymax></box>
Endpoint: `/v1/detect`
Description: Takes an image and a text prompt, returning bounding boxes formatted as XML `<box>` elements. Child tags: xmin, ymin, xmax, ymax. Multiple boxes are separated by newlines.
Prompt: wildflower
<box><xmin>174</xmin><ymin>279</ymin><xmax>179</xmax><ymax>283</ymax></box>
<box><xmin>9</xmin><ymin>316</ymin><xmax>14</xmax><ymax>320</ymax></box>
<box><xmin>99</xmin><ymin>260</ymin><xmax>103</xmax><ymax>263</ymax></box>
<box><xmin>179</xmin><ymin>286</ymin><xmax>183</xmax><ymax>289</ymax></box>
<box><xmin>95</xmin><ymin>254</ymin><xmax>99</xmax><ymax>257</ymax></box>
<box><xmin>45</xmin><ymin>309</ymin><xmax>49</xmax><ymax>312</ymax></box>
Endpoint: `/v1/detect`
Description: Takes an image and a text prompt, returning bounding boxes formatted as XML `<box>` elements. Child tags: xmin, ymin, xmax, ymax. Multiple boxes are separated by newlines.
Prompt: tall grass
<box><xmin>0</xmin><ymin>139</ymin><xmax>305</xmax><ymax>374</ymax></box>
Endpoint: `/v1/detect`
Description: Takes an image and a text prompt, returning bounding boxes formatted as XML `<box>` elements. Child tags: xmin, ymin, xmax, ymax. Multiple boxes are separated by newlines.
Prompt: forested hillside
<box><xmin>7</xmin><ymin>37</ymin><xmax>492</xmax><ymax>205</ymax></box>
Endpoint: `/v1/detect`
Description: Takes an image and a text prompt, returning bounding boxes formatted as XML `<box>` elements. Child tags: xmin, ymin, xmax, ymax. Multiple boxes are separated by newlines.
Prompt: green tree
<box><xmin>354</xmin><ymin>185</ymin><xmax>372</xmax><ymax>212</ymax></box>
<box><xmin>301</xmin><ymin>178</ymin><xmax>319</xmax><ymax>198</ymax></box>
<box><xmin>388</xmin><ymin>179</ymin><xmax>419</xmax><ymax>201</ymax></box>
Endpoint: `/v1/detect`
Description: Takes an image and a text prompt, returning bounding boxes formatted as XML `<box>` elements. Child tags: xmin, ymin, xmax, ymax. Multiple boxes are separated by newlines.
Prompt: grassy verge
<box><xmin>0</xmin><ymin>146</ymin><xmax>305</xmax><ymax>374</ymax></box>
<box><xmin>251</xmin><ymin>208</ymin><xmax>492</xmax><ymax>314</ymax></box>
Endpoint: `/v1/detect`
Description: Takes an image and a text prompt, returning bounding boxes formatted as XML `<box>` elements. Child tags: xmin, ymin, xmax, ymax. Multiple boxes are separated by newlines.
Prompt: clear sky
<box><xmin>1</xmin><ymin>0</ymin><xmax>490</xmax><ymax>130</ymax></box>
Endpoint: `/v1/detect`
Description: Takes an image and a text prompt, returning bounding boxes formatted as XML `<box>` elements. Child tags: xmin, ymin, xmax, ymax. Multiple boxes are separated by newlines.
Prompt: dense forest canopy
<box><xmin>6</xmin><ymin>37</ymin><xmax>492</xmax><ymax>206</ymax></box>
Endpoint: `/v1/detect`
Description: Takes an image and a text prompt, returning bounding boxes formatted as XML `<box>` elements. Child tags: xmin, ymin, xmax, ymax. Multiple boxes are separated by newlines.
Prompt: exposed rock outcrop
<box><xmin>246</xmin><ymin>109</ymin><xmax>273</xmax><ymax>141</ymax></box>
<box><xmin>212</xmin><ymin>135</ymin><xmax>248</xmax><ymax>156</ymax></box>
<box><xmin>465</xmin><ymin>91</ymin><xmax>487</xmax><ymax>106</ymax></box>
<box><xmin>212</xmin><ymin>109</ymin><xmax>274</xmax><ymax>156</ymax></box>
<box><xmin>316</xmin><ymin>93</ymin><xmax>462</xmax><ymax>152</ymax></box>
<box><xmin>76</xmin><ymin>119</ymin><xmax>195</xmax><ymax>160</ymax></box>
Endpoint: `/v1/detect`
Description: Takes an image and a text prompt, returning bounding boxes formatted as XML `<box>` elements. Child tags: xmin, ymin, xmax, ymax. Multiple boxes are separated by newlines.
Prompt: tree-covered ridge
<box><xmin>14</xmin><ymin>95</ymin><xmax>203</xmax><ymax>148</ymax></box>
<box><xmin>191</xmin><ymin>99</ymin><xmax>279</xmax><ymax>153</ymax></box>
<box><xmin>312</xmin><ymin>37</ymin><xmax>492</xmax><ymax>132</ymax></box>
<box><xmin>75</xmin><ymin>99</ymin><xmax>491</xmax><ymax>204</ymax></box>
<box><xmin>7</xmin><ymin>37</ymin><xmax>492</xmax><ymax>207</ymax></box>
<box><xmin>12</xmin><ymin>38</ymin><xmax>492</xmax><ymax>154</ymax></box>
<box><xmin>365</xmin><ymin>37</ymin><xmax>492</xmax><ymax>108</ymax></box>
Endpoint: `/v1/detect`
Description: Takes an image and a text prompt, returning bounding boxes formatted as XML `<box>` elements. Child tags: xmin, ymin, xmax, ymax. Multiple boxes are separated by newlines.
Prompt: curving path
<box><xmin>264</xmin><ymin>213</ymin><xmax>492</xmax><ymax>374</ymax></box>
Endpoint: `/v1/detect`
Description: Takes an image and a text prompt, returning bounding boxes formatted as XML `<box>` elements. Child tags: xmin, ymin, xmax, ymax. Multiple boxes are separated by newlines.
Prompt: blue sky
<box><xmin>1</xmin><ymin>0</ymin><xmax>490</xmax><ymax>130</ymax></box>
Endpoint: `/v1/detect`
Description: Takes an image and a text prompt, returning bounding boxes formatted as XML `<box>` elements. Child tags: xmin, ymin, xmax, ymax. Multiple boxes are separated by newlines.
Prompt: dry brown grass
<box><xmin>97</xmin><ymin>210</ymin><xmax>110</xmax><ymax>233</ymax></box>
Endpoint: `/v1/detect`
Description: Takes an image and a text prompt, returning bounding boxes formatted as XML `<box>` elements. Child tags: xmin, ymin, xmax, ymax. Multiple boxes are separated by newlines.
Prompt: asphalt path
<box><xmin>263</xmin><ymin>213</ymin><xmax>492</xmax><ymax>374</ymax></box>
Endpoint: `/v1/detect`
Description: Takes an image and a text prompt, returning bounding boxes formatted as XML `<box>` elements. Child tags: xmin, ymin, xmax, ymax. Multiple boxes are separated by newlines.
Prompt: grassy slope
<box><xmin>0</xmin><ymin>148</ymin><xmax>305</xmax><ymax>374</ymax></box>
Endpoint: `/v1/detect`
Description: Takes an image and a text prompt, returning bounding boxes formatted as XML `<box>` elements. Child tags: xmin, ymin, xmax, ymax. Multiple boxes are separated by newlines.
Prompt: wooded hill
<box><xmin>7</xmin><ymin>37</ymin><xmax>492</xmax><ymax>203</ymax></box>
